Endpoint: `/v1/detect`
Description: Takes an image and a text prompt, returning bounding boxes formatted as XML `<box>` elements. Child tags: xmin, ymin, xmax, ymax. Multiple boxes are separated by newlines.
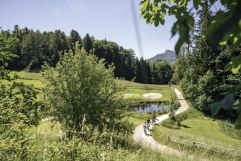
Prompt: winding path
<box><xmin>133</xmin><ymin>88</ymin><xmax>189</xmax><ymax>155</ymax></box>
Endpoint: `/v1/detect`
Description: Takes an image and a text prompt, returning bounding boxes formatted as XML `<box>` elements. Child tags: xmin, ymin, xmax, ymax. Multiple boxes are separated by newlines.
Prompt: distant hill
<box><xmin>147</xmin><ymin>50</ymin><xmax>176</xmax><ymax>64</ymax></box>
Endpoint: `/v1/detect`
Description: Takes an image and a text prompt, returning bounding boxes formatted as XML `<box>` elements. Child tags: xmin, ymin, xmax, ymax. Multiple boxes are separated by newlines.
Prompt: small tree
<box><xmin>43</xmin><ymin>45</ymin><xmax>130</xmax><ymax>138</ymax></box>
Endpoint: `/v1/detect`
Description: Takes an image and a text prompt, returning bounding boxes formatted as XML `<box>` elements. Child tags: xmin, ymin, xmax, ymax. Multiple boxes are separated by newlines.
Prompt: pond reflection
<box><xmin>133</xmin><ymin>103</ymin><xmax>170</xmax><ymax>112</ymax></box>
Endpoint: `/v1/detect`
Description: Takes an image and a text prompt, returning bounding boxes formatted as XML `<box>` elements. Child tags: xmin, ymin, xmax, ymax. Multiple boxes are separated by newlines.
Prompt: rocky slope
<box><xmin>147</xmin><ymin>50</ymin><xmax>176</xmax><ymax>64</ymax></box>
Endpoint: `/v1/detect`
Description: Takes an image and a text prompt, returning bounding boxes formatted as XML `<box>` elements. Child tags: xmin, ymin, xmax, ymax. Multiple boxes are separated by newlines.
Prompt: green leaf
<box><xmin>175</xmin><ymin>38</ymin><xmax>184</xmax><ymax>55</ymax></box>
<box><xmin>171</xmin><ymin>21</ymin><xmax>178</xmax><ymax>37</ymax></box>
<box><xmin>143</xmin><ymin>0</ymin><xmax>150</xmax><ymax>9</ymax></box>
<box><xmin>225</xmin><ymin>55</ymin><xmax>241</xmax><ymax>74</ymax></box>
<box><xmin>168</xmin><ymin>5</ymin><xmax>178</xmax><ymax>15</ymax></box>
<box><xmin>208</xmin><ymin>2</ymin><xmax>241</xmax><ymax>46</ymax></box>
<box><xmin>219</xmin><ymin>40</ymin><xmax>227</xmax><ymax>46</ymax></box>
<box><xmin>154</xmin><ymin>17</ymin><xmax>159</xmax><ymax>27</ymax></box>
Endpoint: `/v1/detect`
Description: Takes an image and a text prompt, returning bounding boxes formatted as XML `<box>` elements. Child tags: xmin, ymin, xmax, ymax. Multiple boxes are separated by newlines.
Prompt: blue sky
<box><xmin>1</xmin><ymin>0</ymin><xmax>178</xmax><ymax>58</ymax></box>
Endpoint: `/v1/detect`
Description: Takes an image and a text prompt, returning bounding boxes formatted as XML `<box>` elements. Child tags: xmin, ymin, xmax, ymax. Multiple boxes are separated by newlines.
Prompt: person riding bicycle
<box><xmin>152</xmin><ymin>111</ymin><xmax>156</xmax><ymax>124</ymax></box>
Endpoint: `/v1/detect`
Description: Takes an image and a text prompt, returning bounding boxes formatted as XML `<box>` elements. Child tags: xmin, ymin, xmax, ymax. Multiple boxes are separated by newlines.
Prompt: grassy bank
<box><xmin>152</xmin><ymin>107</ymin><xmax>241</xmax><ymax>161</ymax></box>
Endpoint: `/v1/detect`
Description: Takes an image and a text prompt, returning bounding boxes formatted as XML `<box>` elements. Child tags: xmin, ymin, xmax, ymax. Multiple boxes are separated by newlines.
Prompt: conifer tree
<box><xmin>70</xmin><ymin>29</ymin><xmax>82</xmax><ymax>50</ymax></box>
<box><xmin>82</xmin><ymin>33</ymin><xmax>93</xmax><ymax>53</ymax></box>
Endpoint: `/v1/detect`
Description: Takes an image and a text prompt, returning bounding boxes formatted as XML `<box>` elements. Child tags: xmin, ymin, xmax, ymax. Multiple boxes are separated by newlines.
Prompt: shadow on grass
<box><xmin>180</xmin><ymin>124</ymin><xmax>191</xmax><ymax>128</ymax></box>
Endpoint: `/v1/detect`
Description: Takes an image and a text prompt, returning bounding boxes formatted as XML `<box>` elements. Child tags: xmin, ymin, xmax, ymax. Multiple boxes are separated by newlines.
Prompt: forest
<box><xmin>1</xmin><ymin>25</ymin><xmax>172</xmax><ymax>84</ymax></box>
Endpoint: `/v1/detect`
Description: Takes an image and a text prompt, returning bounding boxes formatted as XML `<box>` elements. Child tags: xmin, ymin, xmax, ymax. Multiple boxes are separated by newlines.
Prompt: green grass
<box><xmin>157</xmin><ymin>118</ymin><xmax>241</xmax><ymax>148</ymax></box>
<box><xmin>1</xmin><ymin>70</ymin><xmax>44</xmax><ymax>88</ymax></box>
<box><xmin>127</xmin><ymin>112</ymin><xmax>152</xmax><ymax>126</ymax></box>
<box><xmin>13</xmin><ymin>70</ymin><xmax>43</xmax><ymax>80</ymax></box>
<box><xmin>121</xmin><ymin>80</ymin><xmax>175</xmax><ymax>103</ymax></box>
<box><xmin>1</xmin><ymin>79</ymin><xmax>44</xmax><ymax>89</ymax></box>
<box><xmin>30</xmin><ymin>120</ymin><xmax>61</xmax><ymax>140</ymax></box>
<box><xmin>15</xmin><ymin>79</ymin><xmax>44</xmax><ymax>88</ymax></box>
<box><xmin>152</xmin><ymin>116</ymin><xmax>241</xmax><ymax>160</ymax></box>
<box><xmin>2</xmin><ymin>71</ymin><xmax>175</xmax><ymax>103</ymax></box>
<box><xmin>13</xmin><ymin>71</ymin><xmax>44</xmax><ymax>88</ymax></box>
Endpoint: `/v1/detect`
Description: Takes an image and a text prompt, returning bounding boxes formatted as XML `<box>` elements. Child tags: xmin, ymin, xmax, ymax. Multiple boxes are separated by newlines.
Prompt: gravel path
<box><xmin>133</xmin><ymin>88</ymin><xmax>189</xmax><ymax>155</ymax></box>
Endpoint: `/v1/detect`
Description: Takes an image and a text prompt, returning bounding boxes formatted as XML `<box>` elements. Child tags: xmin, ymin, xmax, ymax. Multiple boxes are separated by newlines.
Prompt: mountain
<box><xmin>147</xmin><ymin>50</ymin><xmax>176</xmax><ymax>64</ymax></box>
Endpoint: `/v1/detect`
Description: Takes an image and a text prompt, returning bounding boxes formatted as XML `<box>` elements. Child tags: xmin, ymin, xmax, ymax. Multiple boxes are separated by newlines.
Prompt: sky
<box><xmin>0</xmin><ymin>0</ymin><xmax>178</xmax><ymax>59</ymax></box>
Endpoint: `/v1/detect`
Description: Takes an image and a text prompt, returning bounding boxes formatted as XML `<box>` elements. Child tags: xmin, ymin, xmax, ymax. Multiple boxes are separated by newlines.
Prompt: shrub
<box><xmin>219</xmin><ymin>121</ymin><xmax>241</xmax><ymax>140</ymax></box>
<box><xmin>43</xmin><ymin>45</ymin><xmax>132</xmax><ymax>140</ymax></box>
<box><xmin>0</xmin><ymin>82</ymin><xmax>41</xmax><ymax>160</ymax></box>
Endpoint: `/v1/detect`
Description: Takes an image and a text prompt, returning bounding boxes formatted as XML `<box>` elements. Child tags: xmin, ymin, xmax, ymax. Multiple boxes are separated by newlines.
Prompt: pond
<box><xmin>133</xmin><ymin>103</ymin><xmax>171</xmax><ymax>112</ymax></box>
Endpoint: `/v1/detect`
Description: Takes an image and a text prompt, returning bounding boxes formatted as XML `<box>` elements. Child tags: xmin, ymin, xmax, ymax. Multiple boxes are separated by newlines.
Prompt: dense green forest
<box><xmin>171</xmin><ymin>4</ymin><xmax>241</xmax><ymax>125</ymax></box>
<box><xmin>1</xmin><ymin>25</ymin><xmax>172</xmax><ymax>84</ymax></box>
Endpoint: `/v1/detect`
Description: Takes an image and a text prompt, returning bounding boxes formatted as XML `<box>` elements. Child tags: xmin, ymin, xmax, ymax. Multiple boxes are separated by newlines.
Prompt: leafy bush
<box><xmin>43</xmin><ymin>45</ymin><xmax>132</xmax><ymax>140</ymax></box>
<box><xmin>0</xmin><ymin>82</ymin><xmax>41</xmax><ymax>160</ymax></box>
<box><xmin>235</xmin><ymin>113</ymin><xmax>241</xmax><ymax>129</ymax></box>
<box><xmin>194</xmin><ymin>95</ymin><xmax>212</xmax><ymax>113</ymax></box>
<box><xmin>1</xmin><ymin>136</ymin><xmax>194</xmax><ymax>161</ymax></box>
<box><xmin>162</xmin><ymin>119</ymin><xmax>179</xmax><ymax>129</ymax></box>
<box><xmin>219</xmin><ymin>121</ymin><xmax>241</xmax><ymax>140</ymax></box>
<box><xmin>1</xmin><ymin>138</ymin><xmax>123</xmax><ymax>161</ymax></box>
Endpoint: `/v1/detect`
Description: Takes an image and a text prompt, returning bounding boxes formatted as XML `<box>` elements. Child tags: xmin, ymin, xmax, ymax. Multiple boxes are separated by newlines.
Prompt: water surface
<box><xmin>133</xmin><ymin>103</ymin><xmax>170</xmax><ymax>112</ymax></box>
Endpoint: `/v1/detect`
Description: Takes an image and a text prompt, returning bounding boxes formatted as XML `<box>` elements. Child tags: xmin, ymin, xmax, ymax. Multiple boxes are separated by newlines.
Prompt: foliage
<box><xmin>43</xmin><ymin>46</ymin><xmax>132</xmax><ymax>139</ymax></box>
<box><xmin>0</xmin><ymin>82</ymin><xmax>41</xmax><ymax>159</ymax></box>
<box><xmin>82</xmin><ymin>33</ymin><xmax>93</xmax><ymax>53</ymax></box>
<box><xmin>140</xmin><ymin>1</ymin><xmax>241</xmax><ymax>117</ymax></box>
<box><xmin>133</xmin><ymin>57</ymin><xmax>152</xmax><ymax>83</ymax></box>
<box><xmin>70</xmin><ymin>29</ymin><xmax>82</xmax><ymax>51</ymax></box>
<box><xmin>0</xmin><ymin>34</ymin><xmax>41</xmax><ymax>159</ymax></box>
<box><xmin>0</xmin><ymin>32</ymin><xmax>18</xmax><ymax>80</ymax></box>
<box><xmin>151</xmin><ymin>60</ymin><xmax>172</xmax><ymax>84</ymax></box>
<box><xmin>235</xmin><ymin>113</ymin><xmax>241</xmax><ymax>129</ymax></box>
<box><xmin>1</xmin><ymin>136</ymin><xmax>196</xmax><ymax>161</ymax></box>
<box><xmin>93</xmin><ymin>39</ymin><xmax>136</xmax><ymax>80</ymax></box>
<box><xmin>171</xmin><ymin>4</ymin><xmax>241</xmax><ymax>118</ymax></box>
<box><xmin>139</xmin><ymin>0</ymin><xmax>241</xmax><ymax>54</ymax></box>
<box><xmin>0</xmin><ymin>32</ymin><xmax>18</xmax><ymax>62</ymax></box>
<box><xmin>219</xmin><ymin>121</ymin><xmax>241</xmax><ymax>140</ymax></box>
<box><xmin>1</xmin><ymin>26</ymin><xmax>173</xmax><ymax>85</ymax></box>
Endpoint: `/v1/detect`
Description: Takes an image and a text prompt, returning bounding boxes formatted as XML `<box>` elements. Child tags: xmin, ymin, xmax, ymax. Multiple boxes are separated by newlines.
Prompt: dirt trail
<box><xmin>133</xmin><ymin>88</ymin><xmax>189</xmax><ymax>155</ymax></box>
